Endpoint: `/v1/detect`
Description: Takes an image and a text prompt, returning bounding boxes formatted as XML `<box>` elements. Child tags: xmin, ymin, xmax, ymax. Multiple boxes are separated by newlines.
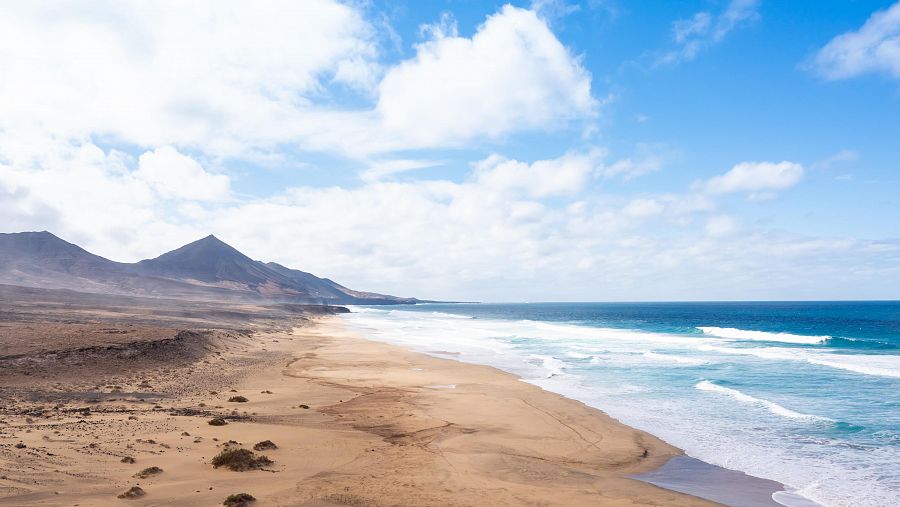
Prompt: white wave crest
<box><xmin>698</xmin><ymin>327</ymin><xmax>829</xmax><ymax>345</ymax></box>
<box><xmin>805</xmin><ymin>355</ymin><xmax>900</xmax><ymax>379</ymax></box>
<box><xmin>695</xmin><ymin>380</ymin><xmax>831</xmax><ymax>422</ymax></box>
<box><xmin>699</xmin><ymin>345</ymin><xmax>900</xmax><ymax>379</ymax></box>
<box><xmin>530</xmin><ymin>354</ymin><xmax>567</xmax><ymax>378</ymax></box>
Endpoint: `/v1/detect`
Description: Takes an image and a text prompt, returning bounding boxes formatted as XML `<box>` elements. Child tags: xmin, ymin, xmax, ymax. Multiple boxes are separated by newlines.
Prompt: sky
<box><xmin>1</xmin><ymin>0</ymin><xmax>899</xmax><ymax>301</ymax></box>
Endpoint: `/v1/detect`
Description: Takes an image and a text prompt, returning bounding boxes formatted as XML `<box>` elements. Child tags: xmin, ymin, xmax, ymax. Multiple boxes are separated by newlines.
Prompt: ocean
<box><xmin>341</xmin><ymin>302</ymin><xmax>900</xmax><ymax>507</ymax></box>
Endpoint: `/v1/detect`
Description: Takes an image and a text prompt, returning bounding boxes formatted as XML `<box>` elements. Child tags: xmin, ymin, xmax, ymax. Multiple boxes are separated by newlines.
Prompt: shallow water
<box><xmin>342</xmin><ymin>302</ymin><xmax>900</xmax><ymax>507</ymax></box>
<box><xmin>633</xmin><ymin>456</ymin><xmax>785</xmax><ymax>507</ymax></box>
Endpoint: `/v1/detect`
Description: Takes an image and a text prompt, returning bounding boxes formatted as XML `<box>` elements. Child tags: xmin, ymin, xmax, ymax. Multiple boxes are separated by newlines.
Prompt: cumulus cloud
<box><xmin>702</xmin><ymin>161</ymin><xmax>804</xmax><ymax>197</ymax></box>
<box><xmin>1</xmin><ymin>2</ymin><xmax>896</xmax><ymax>301</ymax></box>
<box><xmin>660</xmin><ymin>0</ymin><xmax>760</xmax><ymax>65</ymax></box>
<box><xmin>0</xmin><ymin>0</ymin><xmax>380</xmax><ymax>156</ymax></box>
<box><xmin>472</xmin><ymin>151</ymin><xmax>598</xmax><ymax>198</ymax></box>
<box><xmin>375</xmin><ymin>5</ymin><xmax>596</xmax><ymax>147</ymax></box>
<box><xmin>0</xmin><ymin>2</ymin><xmax>598</xmax><ymax>163</ymax></box>
<box><xmin>0</xmin><ymin>140</ymin><xmax>215</xmax><ymax>254</ymax></box>
<box><xmin>136</xmin><ymin>147</ymin><xmax>230</xmax><ymax>202</ymax></box>
<box><xmin>812</xmin><ymin>1</ymin><xmax>900</xmax><ymax>81</ymax></box>
<box><xmin>2</xmin><ymin>139</ymin><xmax>897</xmax><ymax>300</ymax></box>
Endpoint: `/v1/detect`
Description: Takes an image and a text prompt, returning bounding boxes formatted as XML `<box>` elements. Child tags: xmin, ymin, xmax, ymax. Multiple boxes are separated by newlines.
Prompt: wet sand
<box><xmin>0</xmin><ymin>312</ymin><xmax>719</xmax><ymax>506</ymax></box>
<box><xmin>632</xmin><ymin>456</ymin><xmax>822</xmax><ymax>507</ymax></box>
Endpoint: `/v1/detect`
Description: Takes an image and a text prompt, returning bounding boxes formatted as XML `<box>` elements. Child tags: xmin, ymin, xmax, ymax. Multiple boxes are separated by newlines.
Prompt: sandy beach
<box><xmin>0</xmin><ymin>296</ymin><xmax>715</xmax><ymax>506</ymax></box>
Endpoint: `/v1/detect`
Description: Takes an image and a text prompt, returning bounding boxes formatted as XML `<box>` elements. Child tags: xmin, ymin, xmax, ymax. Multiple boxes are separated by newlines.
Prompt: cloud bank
<box><xmin>1</xmin><ymin>1</ymin><xmax>897</xmax><ymax>301</ymax></box>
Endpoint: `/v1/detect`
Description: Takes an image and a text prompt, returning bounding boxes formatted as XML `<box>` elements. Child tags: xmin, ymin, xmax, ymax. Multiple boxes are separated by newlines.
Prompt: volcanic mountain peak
<box><xmin>0</xmin><ymin>230</ymin><xmax>118</xmax><ymax>271</ymax></box>
<box><xmin>153</xmin><ymin>234</ymin><xmax>245</xmax><ymax>261</ymax></box>
<box><xmin>134</xmin><ymin>234</ymin><xmax>269</xmax><ymax>283</ymax></box>
<box><xmin>0</xmin><ymin>231</ymin><xmax>416</xmax><ymax>304</ymax></box>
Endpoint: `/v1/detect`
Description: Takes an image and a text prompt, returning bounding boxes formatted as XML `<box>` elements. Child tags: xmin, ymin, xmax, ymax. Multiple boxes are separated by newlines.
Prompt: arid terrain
<box><xmin>0</xmin><ymin>284</ymin><xmax>713</xmax><ymax>506</ymax></box>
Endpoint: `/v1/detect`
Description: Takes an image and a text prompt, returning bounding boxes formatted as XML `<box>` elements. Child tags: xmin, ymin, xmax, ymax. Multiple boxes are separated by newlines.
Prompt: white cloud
<box><xmin>674</xmin><ymin>12</ymin><xmax>712</xmax><ymax>45</ymax></box>
<box><xmin>0</xmin><ymin>2</ymin><xmax>598</xmax><ymax>163</ymax></box>
<box><xmin>0</xmin><ymin>1</ymin><xmax>380</xmax><ymax>157</ymax></box>
<box><xmin>360</xmin><ymin>159</ymin><xmax>442</xmax><ymax>183</ymax></box>
<box><xmin>623</xmin><ymin>198</ymin><xmax>665</xmax><ymax>218</ymax></box>
<box><xmin>705</xmin><ymin>215</ymin><xmax>739</xmax><ymax>237</ymax></box>
<box><xmin>812</xmin><ymin>149</ymin><xmax>860</xmax><ymax>171</ymax></box>
<box><xmin>0</xmin><ymin>139</ymin><xmax>216</xmax><ymax>255</ymax></box>
<box><xmin>530</xmin><ymin>0</ymin><xmax>582</xmax><ymax>22</ymax></box>
<box><xmin>660</xmin><ymin>0</ymin><xmax>760</xmax><ymax>65</ymax></box>
<box><xmin>473</xmin><ymin>151</ymin><xmax>598</xmax><ymax>198</ymax></box>
<box><xmin>136</xmin><ymin>147</ymin><xmax>230</xmax><ymax>202</ymax></box>
<box><xmin>715</xmin><ymin>0</ymin><xmax>761</xmax><ymax>40</ymax></box>
<box><xmin>812</xmin><ymin>2</ymin><xmax>900</xmax><ymax>80</ymax></box>
<box><xmin>600</xmin><ymin>144</ymin><xmax>673</xmax><ymax>180</ymax></box>
<box><xmin>2</xmin><ymin>140</ymin><xmax>897</xmax><ymax>301</ymax></box>
<box><xmin>703</xmin><ymin>161</ymin><xmax>804</xmax><ymax>197</ymax></box>
<box><xmin>375</xmin><ymin>5</ymin><xmax>596</xmax><ymax>147</ymax></box>
<box><xmin>0</xmin><ymin>2</ymin><xmax>895</xmax><ymax>301</ymax></box>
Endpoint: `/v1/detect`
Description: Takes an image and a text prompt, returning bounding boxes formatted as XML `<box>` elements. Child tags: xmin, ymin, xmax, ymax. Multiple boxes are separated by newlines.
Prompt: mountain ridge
<box><xmin>0</xmin><ymin>231</ymin><xmax>417</xmax><ymax>305</ymax></box>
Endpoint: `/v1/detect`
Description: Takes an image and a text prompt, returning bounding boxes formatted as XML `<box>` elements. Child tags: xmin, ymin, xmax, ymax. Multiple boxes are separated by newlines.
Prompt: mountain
<box><xmin>0</xmin><ymin>231</ymin><xmax>133</xmax><ymax>294</ymax></box>
<box><xmin>264</xmin><ymin>262</ymin><xmax>411</xmax><ymax>304</ymax></box>
<box><xmin>0</xmin><ymin>231</ymin><xmax>416</xmax><ymax>305</ymax></box>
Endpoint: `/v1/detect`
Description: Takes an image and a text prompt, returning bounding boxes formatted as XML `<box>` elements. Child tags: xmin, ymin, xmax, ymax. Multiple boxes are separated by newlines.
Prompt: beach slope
<box><xmin>0</xmin><ymin>311</ymin><xmax>712</xmax><ymax>506</ymax></box>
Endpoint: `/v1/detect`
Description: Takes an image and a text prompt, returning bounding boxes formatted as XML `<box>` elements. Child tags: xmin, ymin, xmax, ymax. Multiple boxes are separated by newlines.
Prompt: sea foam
<box><xmin>698</xmin><ymin>327</ymin><xmax>829</xmax><ymax>345</ymax></box>
<box><xmin>342</xmin><ymin>306</ymin><xmax>900</xmax><ymax>507</ymax></box>
<box><xmin>695</xmin><ymin>381</ymin><xmax>831</xmax><ymax>422</ymax></box>
<box><xmin>699</xmin><ymin>345</ymin><xmax>900</xmax><ymax>379</ymax></box>
<box><xmin>530</xmin><ymin>354</ymin><xmax>567</xmax><ymax>377</ymax></box>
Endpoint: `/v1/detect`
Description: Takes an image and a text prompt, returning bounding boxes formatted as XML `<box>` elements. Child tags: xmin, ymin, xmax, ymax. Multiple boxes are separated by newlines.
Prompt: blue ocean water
<box><xmin>342</xmin><ymin>302</ymin><xmax>900</xmax><ymax>507</ymax></box>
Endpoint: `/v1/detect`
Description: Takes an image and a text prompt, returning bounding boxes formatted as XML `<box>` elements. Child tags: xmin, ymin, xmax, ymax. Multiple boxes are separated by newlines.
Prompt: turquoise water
<box><xmin>342</xmin><ymin>302</ymin><xmax>900</xmax><ymax>507</ymax></box>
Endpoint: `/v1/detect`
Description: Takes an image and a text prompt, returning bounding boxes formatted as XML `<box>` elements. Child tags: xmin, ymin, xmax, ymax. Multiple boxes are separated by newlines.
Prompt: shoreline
<box><xmin>1</xmin><ymin>314</ymin><xmax>715</xmax><ymax>506</ymax></box>
<box><xmin>337</xmin><ymin>313</ymin><xmax>825</xmax><ymax>507</ymax></box>
<box><xmin>284</xmin><ymin>318</ymin><xmax>718</xmax><ymax>505</ymax></box>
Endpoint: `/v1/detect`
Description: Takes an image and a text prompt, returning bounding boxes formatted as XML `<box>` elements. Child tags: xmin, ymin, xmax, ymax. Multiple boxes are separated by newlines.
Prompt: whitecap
<box><xmin>698</xmin><ymin>327</ymin><xmax>828</xmax><ymax>345</ymax></box>
<box><xmin>695</xmin><ymin>380</ymin><xmax>832</xmax><ymax>422</ymax></box>
<box><xmin>529</xmin><ymin>354</ymin><xmax>567</xmax><ymax>378</ymax></box>
<box><xmin>699</xmin><ymin>345</ymin><xmax>900</xmax><ymax>379</ymax></box>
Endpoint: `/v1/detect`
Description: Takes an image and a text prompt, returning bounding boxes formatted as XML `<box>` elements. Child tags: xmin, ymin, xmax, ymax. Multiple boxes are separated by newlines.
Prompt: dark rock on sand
<box><xmin>252</xmin><ymin>440</ymin><xmax>277</xmax><ymax>451</ymax></box>
<box><xmin>118</xmin><ymin>486</ymin><xmax>146</xmax><ymax>499</ymax></box>
<box><xmin>134</xmin><ymin>466</ymin><xmax>163</xmax><ymax>479</ymax></box>
<box><xmin>211</xmin><ymin>448</ymin><xmax>273</xmax><ymax>471</ymax></box>
<box><xmin>223</xmin><ymin>492</ymin><xmax>256</xmax><ymax>506</ymax></box>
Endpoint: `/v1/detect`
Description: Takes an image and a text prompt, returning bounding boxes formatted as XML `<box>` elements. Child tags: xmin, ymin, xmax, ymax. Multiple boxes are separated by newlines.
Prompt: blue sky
<box><xmin>1</xmin><ymin>0</ymin><xmax>899</xmax><ymax>300</ymax></box>
<box><xmin>359</xmin><ymin>0</ymin><xmax>900</xmax><ymax>239</ymax></box>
